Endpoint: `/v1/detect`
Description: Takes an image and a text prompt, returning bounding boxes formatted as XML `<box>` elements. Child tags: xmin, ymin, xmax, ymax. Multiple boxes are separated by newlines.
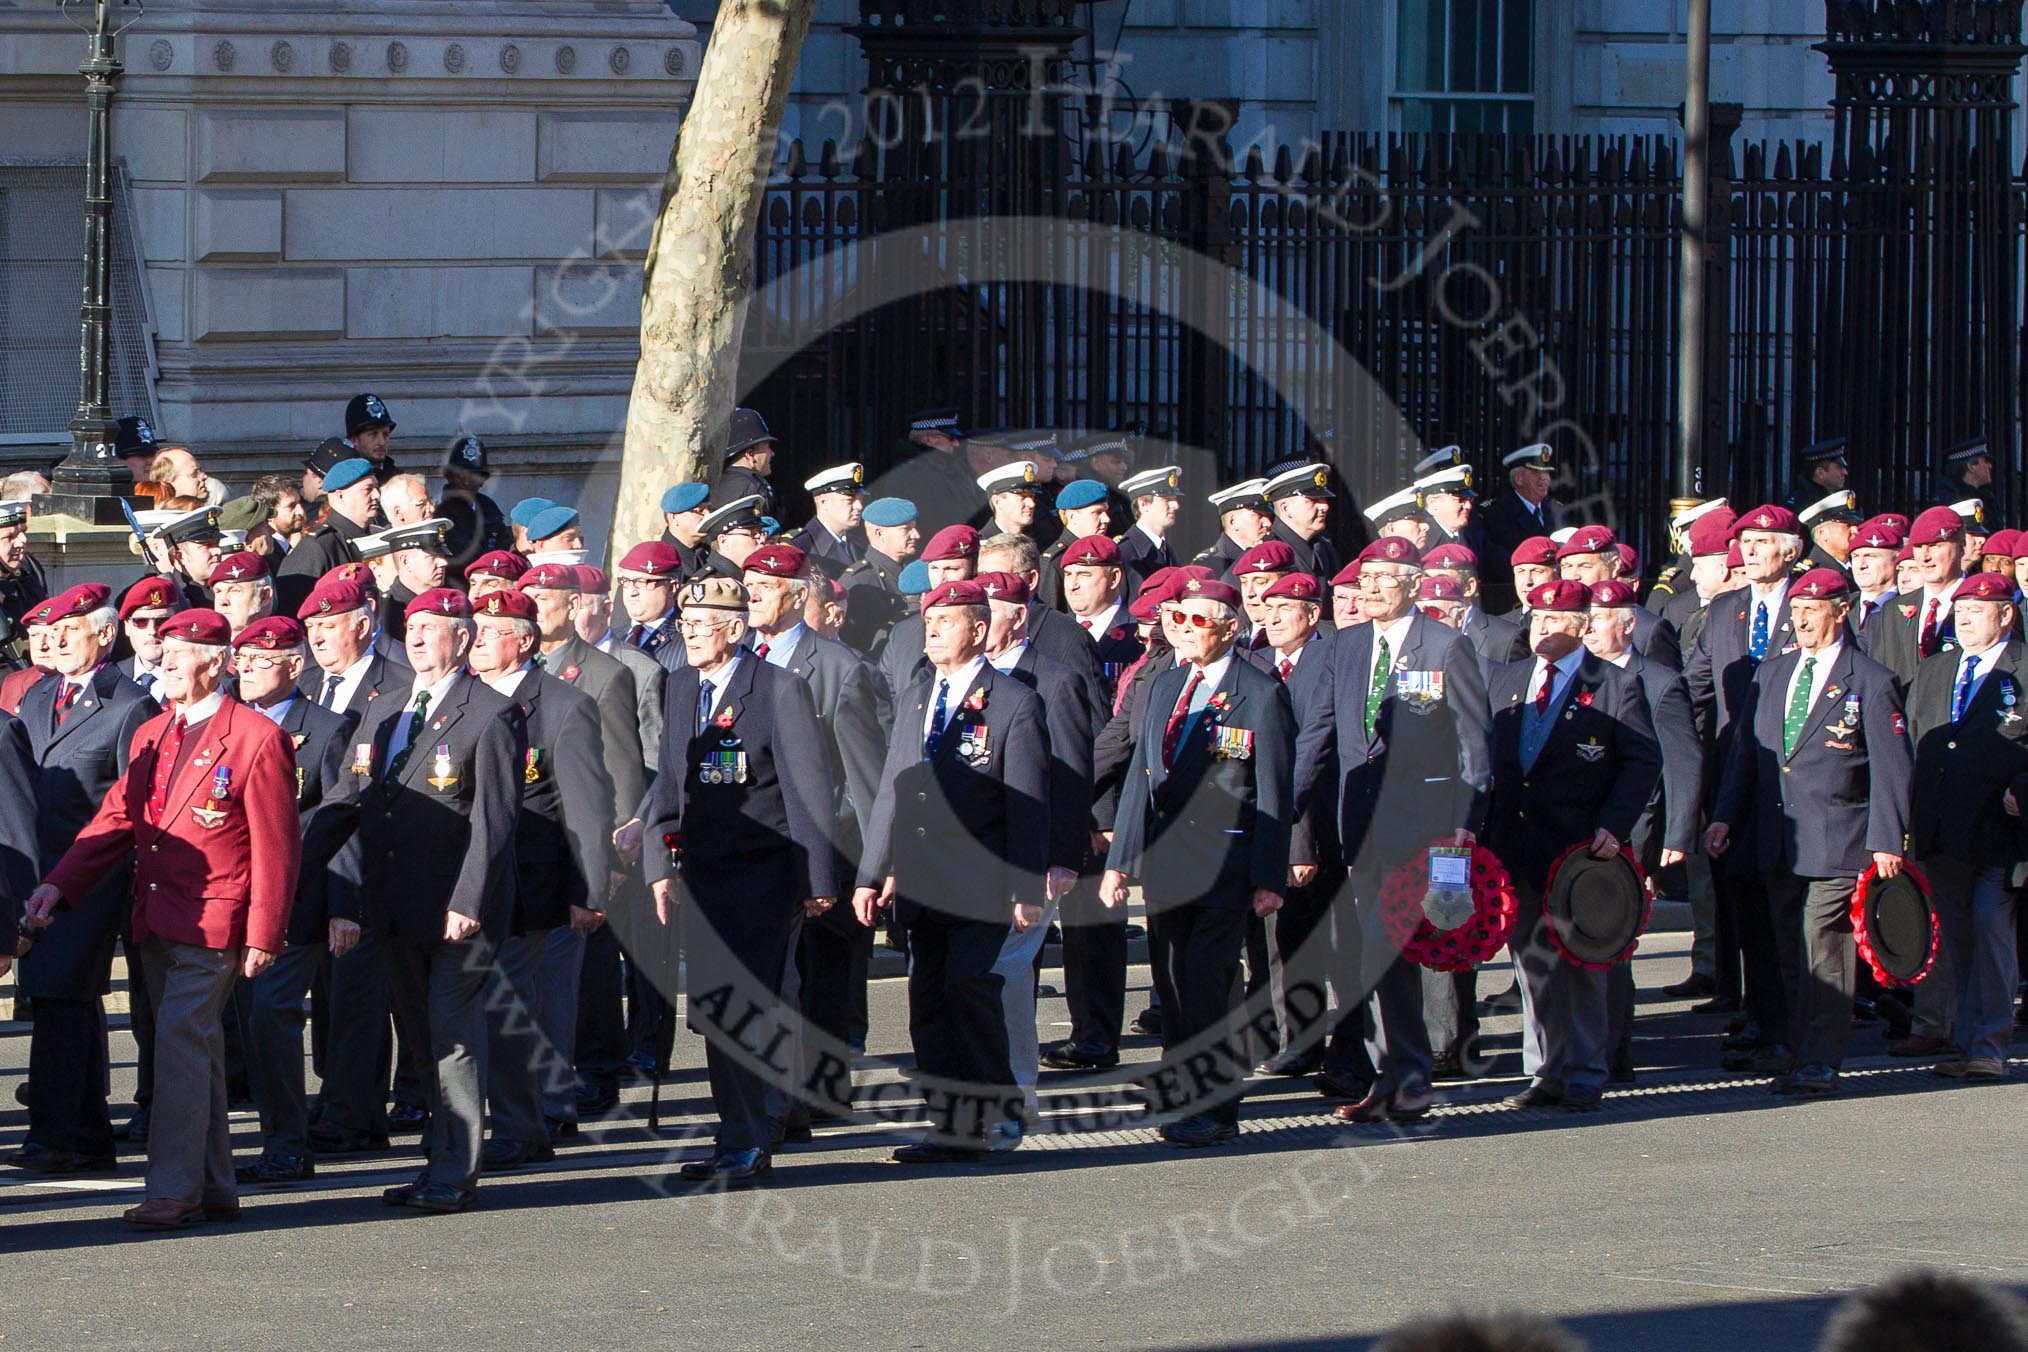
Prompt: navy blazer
<box><xmin>1906</xmin><ymin>640</ymin><xmax>2028</xmax><ymax>869</ymax></box>
<box><xmin>1686</xmin><ymin>581</ymin><xmax>1797</xmax><ymax>804</ymax></box>
<box><xmin>1108</xmin><ymin>653</ymin><xmax>1295</xmax><ymax>908</ymax></box>
<box><xmin>1712</xmin><ymin>643</ymin><xmax>1909</xmax><ymax>876</ymax></box>
<box><xmin>275</xmin><ymin>693</ymin><xmax>358</xmax><ymax>943</ymax></box>
<box><xmin>1617</xmin><ymin>651</ymin><xmax>1703</xmax><ymax>860</ymax></box>
<box><xmin>1485</xmin><ymin>653</ymin><xmax>1662</xmax><ymax>893</ymax></box>
<box><xmin>1003</xmin><ymin>644</ymin><xmax>1098</xmax><ymax>871</ymax></box>
<box><xmin>1248</xmin><ymin>633</ymin><xmax>1340</xmax><ymax>868</ymax></box>
<box><xmin>1294</xmin><ymin>612</ymin><xmax>1492</xmax><ymax>877</ymax></box>
<box><xmin>859</xmin><ymin>662</ymin><xmax>1050</xmax><ymax>925</ymax></box>
<box><xmin>16</xmin><ymin>664</ymin><xmax>156</xmax><ymax>1000</ymax></box>
<box><xmin>502</xmin><ymin>668</ymin><xmax>613</xmax><ymax>932</ymax></box>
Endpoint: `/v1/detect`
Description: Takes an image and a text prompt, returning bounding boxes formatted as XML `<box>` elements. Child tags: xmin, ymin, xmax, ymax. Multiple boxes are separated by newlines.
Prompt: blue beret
<box><xmin>864</xmin><ymin>497</ymin><xmax>918</xmax><ymax>528</ymax></box>
<box><xmin>898</xmin><ymin>559</ymin><xmax>931</xmax><ymax>595</ymax></box>
<box><xmin>1055</xmin><ymin>480</ymin><xmax>1109</xmax><ymax>511</ymax></box>
<box><xmin>760</xmin><ymin>516</ymin><xmax>780</xmax><ymax>537</ymax></box>
<box><xmin>660</xmin><ymin>482</ymin><xmax>711</xmax><ymax>515</ymax></box>
<box><xmin>322</xmin><ymin>457</ymin><xmax>377</xmax><ymax>494</ymax></box>
<box><xmin>510</xmin><ymin>497</ymin><xmax>558</xmax><ymax>528</ymax></box>
<box><xmin>527</xmin><ymin>504</ymin><xmax>580</xmax><ymax>542</ymax></box>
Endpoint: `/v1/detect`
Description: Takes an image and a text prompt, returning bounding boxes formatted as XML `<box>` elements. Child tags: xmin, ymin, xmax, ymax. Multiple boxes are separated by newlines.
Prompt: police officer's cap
<box><xmin>445</xmin><ymin>434</ymin><xmax>492</xmax><ymax>478</ymax></box>
<box><xmin>114</xmin><ymin>416</ymin><xmax>157</xmax><ymax>458</ymax></box>
<box><xmin>346</xmin><ymin>393</ymin><xmax>396</xmax><ymax>437</ymax></box>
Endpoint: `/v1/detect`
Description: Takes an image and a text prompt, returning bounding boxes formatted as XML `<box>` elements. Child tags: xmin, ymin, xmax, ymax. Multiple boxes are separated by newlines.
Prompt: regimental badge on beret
<box><xmin>1185</xmin><ymin>578</ymin><xmax>1203</xmax><ymax>593</ymax></box>
<box><xmin>483</xmin><ymin>593</ymin><xmax>506</xmax><ymax>614</ymax></box>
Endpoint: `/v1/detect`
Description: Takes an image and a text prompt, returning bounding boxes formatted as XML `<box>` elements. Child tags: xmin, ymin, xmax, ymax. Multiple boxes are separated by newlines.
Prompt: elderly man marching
<box><xmin>1487</xmin><ymin>581</ymin><xmax>1660</xmax><ymax>1111</ymax></box>
<box><xmin>1706</xmin><ymin>569</ymin><xmax>1911</xmax><ymax>1094</ymax></box>
<box><xmin>26</xmin><ymin>609</ymin><xmax>302</xmax><ymax>1229</ymax></box>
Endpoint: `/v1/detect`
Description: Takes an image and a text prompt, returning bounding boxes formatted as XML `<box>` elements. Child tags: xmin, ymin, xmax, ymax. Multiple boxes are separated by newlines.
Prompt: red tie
<box><xmin>1277</xmin><ymin>657</ymin><xmax>1293</xmax><ymax>682</ymax></box>
<box><xmin>1534</xmin><ymin>668</ymin><xmax>1554</xmax><ymax>714</ymax></box>
<box><xmin>1161</xmin><ymin>669</ymin><xmax>1205</xmax><ymax>770</ymax></box>
<box><xmin>1920</xmin><ymin>597</ymin><xmax>1942</xmax><ymax>657</ymax></box>
<box><xmin>753</xmin><ymin>641</ymin><xmax>769</xmax><ymax>661</ymax></box>
<box><xmin>54</xmin><ymin>682</ymin><xmax>80</xmax><ymax>726</ymax></box>
<box><xmin>146</xmin><ymin>715</ymin><xmax>187</xmax><ymax>826</ymax></box>
<box><xmin>627</xmin><ymin>623</ymin><xmax>646</xmax><ymax>648</ymax></box>
<box><xmin>1079</xmin><ymin>617</ymin><xmax>1093</xmax><ymax>631</ymax></box>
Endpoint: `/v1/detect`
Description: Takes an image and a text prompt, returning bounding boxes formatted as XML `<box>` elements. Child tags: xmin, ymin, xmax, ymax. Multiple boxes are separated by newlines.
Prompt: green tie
<box><xmin>385</xmin><ymin>689</ymin><xmax>432</xmax><ymax>797</ymax></box>
<box><xmin>1782</xmin><ymin>655</ymin><xmax>1815</xmax><ymax>757</ymax></box>
<box><xmin>1365</xmin><ymin>634</ymin><xmax>1391</xmax><ymax>737</ymax></box>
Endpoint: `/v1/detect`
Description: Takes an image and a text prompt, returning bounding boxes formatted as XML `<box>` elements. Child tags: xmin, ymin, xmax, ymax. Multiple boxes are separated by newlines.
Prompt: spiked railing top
<box><xmin>1823</xmin><ymin>0</ymin><xmax>2025</xmax><ymax>46</ymax></box>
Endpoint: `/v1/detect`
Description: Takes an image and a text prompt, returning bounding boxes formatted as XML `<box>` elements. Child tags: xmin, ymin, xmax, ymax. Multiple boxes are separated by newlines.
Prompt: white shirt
<box><xmin>1365</xmin><ymin>612</ymin><xmax>1415</xmax><ymax>697</ymax></box>
<box><xmin>988</xmin><ymin>640</ymin><xmax>1029</xmax><ymax>673</ymax></box>
<box><xmin>1132</xmin><ymin>521</ymin><xmax>1166</xmax><ymax>549</ymax></box>
<box><xmin>1952</xmin><ymin>642</ymin><xmax>2006</xmax><ymax>715</ymax></box>
<box><xmin>1920</xmin><ymin>581</ymin><xmax>1962</xmax><ymax>622</ymax></box>
<box><xmin>593</xmin><ymin>630</ymin><xmax>616</xmax><ymax>655</ymax></box>
<box><xmin>388</xmin><ymin>671</ymin><xmax>461</xmax><ymax>761</ymax></box>
<box><xmin>1074</xmin><ymin>601</ymin><xmax>1123</xmax><ymax>636</ymax></box>
<box><xmin>1526</xmin><ymin>646</ymin><xmax>1585</xmax><ymax>712</ymax></box>
<box><xmin>1747</xmin><ymin>579</ymin><xmax>1787</xmax><ymax>633</ymax></box>
<box><xmin>318</xmin><ymin>649</ymin><xmax>375</xmax><ymax>713</ymax></box>
<box><xmin>694</xmin><ymin>651</ymin><xmax>745</xmax><ymax>730</ymax></box>
<box><xmin>1783</xmin><ymin>641</ymin><xmax>1842</xmax><ymax>718</ymax></box>
<box><xmin>755</xmin><ymin>623</ymin><xmax>803</xmax><ymax>667</ymax></box>
<box><xmin>1176</xmin><ymin>650</ymin><xmax>1234</xmax><ymax>722</ymax></box>
<box><xmin>922</xmin><ymin>656</ymin><xmax>988</xmax><ymax>743</ymax></box>
<box><xmin>1273</xmin><ymin>635</ymin><xmax>1315</xmax><ymax>669</ymax></box>
<box><xmin>483</xmin><ymin>662</ymin><xmax>534</xmax><ymax>697</ymax></box>
<box><xmin>172</xmin><ymin>689</ymin><xmax>225</xmax><ymax>731</ymax></box>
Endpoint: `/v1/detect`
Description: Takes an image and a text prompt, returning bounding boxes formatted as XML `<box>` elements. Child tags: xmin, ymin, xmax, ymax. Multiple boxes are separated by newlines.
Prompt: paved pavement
<box><xmin>1</xmin><ymin>933</ymin><xmax>2022</xmax><ymax>1351</ymax></box>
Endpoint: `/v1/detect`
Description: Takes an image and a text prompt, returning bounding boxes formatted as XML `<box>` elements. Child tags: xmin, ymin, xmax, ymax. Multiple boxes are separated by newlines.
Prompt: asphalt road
<box><xmin>1</xmin><ymin>934</ymin><xmax>2022</xmax><ymax>1351</ymax></box>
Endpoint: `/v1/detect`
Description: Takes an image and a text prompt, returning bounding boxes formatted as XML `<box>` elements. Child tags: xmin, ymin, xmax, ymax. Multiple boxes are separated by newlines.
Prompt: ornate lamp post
<box><xmin>41</xmin><ymin>0</ymin><xmax>143</xmax><ymax>522</ymax></box>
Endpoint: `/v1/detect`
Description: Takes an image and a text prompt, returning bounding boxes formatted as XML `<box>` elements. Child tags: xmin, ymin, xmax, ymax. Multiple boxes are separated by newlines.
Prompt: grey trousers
<box><xmin>484</xmin><ymin>927</ymin><xmax>559</xmax><ymax>1149</ymax></box>
<box><xmin>245</xmin><ymin>940</ymin><xmax>327</xmax><ymax>1157</ymax></box>
<box><xmin>1685</xmin><ymin>851</ymin><xmax>1719</xmax><ymax>981</ymax></box>
<box><xmin>1768</xmin><ymin>873</ymin><xmax>1857</xmax><ymax>1070</ymax></box>
<box><xmin>1926</xmin><ymin>859</ymin><xmax>2019</xmax><ymax>1064</ymax></box>
<box><xmin>993</xmin><ymin>899</ymin><xmax>1057</xmax><ymax>1111</ymax></box>
<box><xmin>387</xmin><ymin>931</ymin><xmax>496</xmax><ymax>1191</ymax></box>
<box><xmin>534</xmin><ymin>925</ymin><xmax>586</xmax><ymax>1125</ymax></box>
<box><xmin>137</xmin><ymin>937</ymin><xmax>239</xmax><ymax>1207</ymax></box>
<box><xmin>1352</xmin><ymin>885</ymin><xmax>1433</xmax><ymax>1096</ymax></box>
<box><xmin>1511</xmin><ymin>885</ymin><xmax>1609</xmax><ymax>1095</ymax></box>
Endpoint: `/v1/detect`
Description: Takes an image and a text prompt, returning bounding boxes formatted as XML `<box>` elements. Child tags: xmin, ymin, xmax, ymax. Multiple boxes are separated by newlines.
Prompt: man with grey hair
<box><xmin>379</xmin><ymin>473</ymin><xmax>435</xmax><ymax>529</ymax></box>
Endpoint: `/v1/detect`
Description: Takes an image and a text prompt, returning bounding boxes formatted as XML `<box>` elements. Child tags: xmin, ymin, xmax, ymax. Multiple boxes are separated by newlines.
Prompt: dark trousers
<box><xmin>316</xmin><ymin>927</ymin><xmax>429</xmax><ymax>1139</ymax></box>
<box><xmin>484</xmin><ymin>927</ymin><xmax>558</xmax><ymax>1150</ymax></box>
<box><xmin>1146</xmin><ymin>902</ymin><xmax>1248</xmax><ymax>1126</ymax></box>
<box><xmin>245</xmin><ymin>940</ymin><xmax>327</xmax><ymax>1158</ymax></box>
<box><xmin>1266</xmin><ymin>867</ymin><xmax>1336</xmax><ymax>1062</ymax></box>
<box><xmin>1322</xmin><ymin>881</ymin><xmax>1378</xmax><ymax>1084</ymax></box>
<box><xmin>26</xmin><ymin>996</ymin><xmax>114</xmax><ymax>1156</ymax></box>
<box><xmin>904</xmin><ymin>914</ymin><xmax>1018</xmax><ymax>1144</ymax></box>
<box><xmin>1768</xmin><ymin>872</ymin><xmax>1858</xmax><ymax>1070</ymax></box>
<box><xmin>386</xmin><ymin>931</ymin><xmax>496</xmax><ymax>1192</ymax></box>
<box><xmin>121</xmin><ymin>929</ymin><xmax>157</xmax><ymax>1111</ymax></box>
<box><xmin>1058</xmin><ymin>874</ymin><xmax>1127</xmax><ymax>1052</ymax></box>
<box><xmin>574</xmin><ymin>921</ymin><xmax>629</xmax><ymax>1094</ymax></box>
<box><xmin>1726</xmin><ymin>864</ymin><xmax>1786</xmax><ymax>1044</ymax></box>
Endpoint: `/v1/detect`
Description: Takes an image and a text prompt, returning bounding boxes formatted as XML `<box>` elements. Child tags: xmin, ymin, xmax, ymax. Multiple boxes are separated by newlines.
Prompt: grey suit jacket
<box><xmin>546</xmin><ymin>634</ymin><xmax>645</xmax><ymax>829</ymax></box>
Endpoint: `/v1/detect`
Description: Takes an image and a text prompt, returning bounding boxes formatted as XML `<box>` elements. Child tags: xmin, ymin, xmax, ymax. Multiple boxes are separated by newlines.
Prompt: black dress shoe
<box><xmin>6</xmin><ymin>1144</ymin><xmax>118</xmax><ymax>1175</ymax></box>
<box><xmin>1254</xmin><ymin>1048</ymin><xmax>1322</xmax><ymax>1078</ymax></box>
<box><xmin>480</xmin><ymin>1139</ymin><xmax>556</xmax><ymax>1171</ymax></box>
<box><xmin>12</xmin><ymin>1082</ymin><xmax>28</xmax><ymax>1107</ymax></box>
<box><xmin>404</xmin><ymin>1183</ymin><xmax>475</xmax><ymax>1214</ymax></box>
<box><xmin>891</xmin><ymin>1140</ymin><xmax>983</xmax><ymax>1165</ymax></box>
<box><xmin>385</xmin><ymin>1102</ymin><xmax>429</xmax><ymax>1134</ymax></box>
<box><xmin>1162</xmin><ymin>1115</ymin><xmax>1239</xmax><ymax>1147</ymax></box>
<box><xmin>1130</xmin><ymin>1007</ymin><xmax>1163</xmax><ymax>1036</ymax></box>
<box><xmin>1039</xmin><ymin>1041</ymin><xmax>1120</xmax><ymax>1070</ymax></box>
<box><xmin>1482</xmin><ymin>984</ymin><xmax>1523</xmax><ymax>1014</ymax></box>
<box><xmin>775</xmin><ymin>1119</ymin><xmax>813</xmax><ymax>1146</ymax></box>
<box><xmin>1721</xmin><ymin>1021</ymin><xmax>1763</xmax><ymax>1051</ymax></box>
<box><xmin>1505</xmin><ymin>1083</ymin><xmax>1564</xmax><ymax>1108</ymax></box>
<box><xmin>1312</xmin><ymin>1070</ymin><xmax>1372</xmax><ymax>1100</ymax></box>
<box><xmin>380</xmin><ymin>1173</ymin><xmax>428</xmax><ymax>1207</ymax></box>
<box><xmin>113</xmin><ymin>1110</ymin><xmax>150</xmax><ymax>1145</ymax></box>
<box><xmin>1662</xmin><ymin>973</ymin><xmax>1717</xmax><ymax>998</ymax></box>
<box><xmin>1691</xmin><ymin>995</ymin><xmax>1742</xmax><ymax>1015</ymax></box>
<box><xmin>235</xmin><ymin>1154</ymin><xmax>315</xmax><ymax>1185</ymax></box>
<box><xmin>1562</xmin><ymin>1086</ymin><xmax>1603</xmax><ymax>1112</ymax></box>
<box><xmin>307</xmin><ymin>1125</ymin><xmax>391</xmax><ymax>1155</ymax></box>
<box><xmin>1607</xmin><ymin>1064</ymin><xmax>1637</xmax><ymax>1086</ymax></box>
<box><xmin>679</xmin><ymin>1148</ymin><xmax>773</xmax><ymax>1183</ymax></box>
<box><xmin>575</xmin><ymin>1083</ymin><xmax>620</xmax><ymax>1115</ymax></box>
<box><xmin>544</xmin><ymin>1117</ymin><xmax>580</xmax><ymax>1141</ymax></box>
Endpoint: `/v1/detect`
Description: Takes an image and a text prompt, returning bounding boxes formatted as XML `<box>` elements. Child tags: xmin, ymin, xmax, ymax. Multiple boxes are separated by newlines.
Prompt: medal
<box><xmin>427</xmin><ymin>744</ymin><xmax>459</xmax><ymax>790</ymax></box>
<box><xmin>211</xmin><ymin>765</ymin><xmax>231</xmax><ymax>801</ymax></box>
<box><xmin>524</xmin><ymin>747</ymin><xmax>542</xmax><ymax>784</ymax></box>
<box><xmin>295</xmin><ymin>765</ymin><xmax>305</xmax><ymax>797</ymax></box>
<box><xmin>352</xmin><ymin>743</ymin><xmax>373</xmax><ymax>776</ymax></box>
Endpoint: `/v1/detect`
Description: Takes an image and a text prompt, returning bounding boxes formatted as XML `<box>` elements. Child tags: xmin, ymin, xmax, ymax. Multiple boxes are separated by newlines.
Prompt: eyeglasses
<box><xmin>234</xmin><ymin>650</ymin><xmax>296</xmax><ymax>668</ymax></box>
<box><xmin>126</xmin><ymin>615</ymin><xmax>166</xmax><ymax>629</ymax></box>
<box><xmin>619</xmin><ymin>577</ymin><xmax>671</xmax><ymax>593</ymax></box>
<box><xmin>676</xmin><ymin>617</ymin><xmax>737</xmax><ymax>634</ymax></box>
<box><xmin>1161</xmin><ymin>608</ymin><xmax>1223</xmax><ymax>630</ymax></box>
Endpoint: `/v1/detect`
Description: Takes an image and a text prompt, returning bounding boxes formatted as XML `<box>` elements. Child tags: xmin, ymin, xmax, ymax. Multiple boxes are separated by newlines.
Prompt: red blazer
<box><xmin>0</xmin><ymin>667</ymin><xmax>46</xmax><ymax>717</ymax></box>
<box><xmin>47</xmin><ymin>695</ymin><xmax>302</xmax><ymax>954</ymax></box>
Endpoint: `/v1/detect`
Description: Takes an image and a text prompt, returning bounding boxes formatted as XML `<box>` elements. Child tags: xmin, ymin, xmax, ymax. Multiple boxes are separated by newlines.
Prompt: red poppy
<box><xmin>1576</xmin><ymin>690</ymin><xmax>1594</xmax><ymax>707</ymax></box>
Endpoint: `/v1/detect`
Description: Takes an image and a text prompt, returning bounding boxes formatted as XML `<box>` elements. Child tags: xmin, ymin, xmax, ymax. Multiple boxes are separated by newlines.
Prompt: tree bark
<box><xmin>612</xmin><ymin>0</ymin><xmax>817</xmax><ymax>557</ymax></box>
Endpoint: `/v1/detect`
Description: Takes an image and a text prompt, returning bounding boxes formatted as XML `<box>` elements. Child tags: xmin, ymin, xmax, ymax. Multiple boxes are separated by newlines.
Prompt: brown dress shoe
<box><xmin>1889</xmin><ymin>1034</ymin><xmax>1958</xmax><ymax>1057</ymax></box>
<box><xmin>202</xmin><ymin>1199</ymin><xmax>242</xmax><ymax>1222</ymax></box>
<box><xmin>1333</xmin><ymin>1089</ymin><xmax>1396</xmax><ymax>1124</ymax></box>
<box><xmin>123</xmin><ymin>1198</ymin><xmax>203</xmax><ymax>1229</ymax></box>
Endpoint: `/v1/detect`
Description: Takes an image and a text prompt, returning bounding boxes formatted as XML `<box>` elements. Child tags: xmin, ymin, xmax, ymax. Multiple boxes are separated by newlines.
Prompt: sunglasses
<box><xmin>1161</xmin><ymin>608</ymin><xmax>1223</xmax><ymax>630</ymax></box>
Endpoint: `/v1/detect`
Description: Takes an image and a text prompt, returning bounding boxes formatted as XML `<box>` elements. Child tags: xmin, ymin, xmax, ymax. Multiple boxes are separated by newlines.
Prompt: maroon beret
<box><xmin>119</xmin><ymin>576</ymin><xmax>180</xmax><ymax>620</ymax></box>
<box><xmin>1330</xmin><ymin>562</ymin><xmax>1362</xmax><ymax>588</ymax></box>
<box><xmin>1687</xmin><ymin>510</ymin><xmax>1741</xmax><ymax>557</ymax></box>
<box><xmin>920</xmin><ymin>579</ymin><xmax>987</xmax><ymax>612</ymax></box>
<box><xmin>466</xmin><ymin>549</ymin><xmax>529</xmax><ymax>582</ymax></box>
<box><xmin>1527</xmin><ymin>580</ymin><xmax>1592</xmax><ymax>612</ymax></box>
<box><xmin>1421</xmin><ymin>543</ymin><xmax>1480</xmax><ymax>571</ymax></box>
<box><xmin>1734</xmin><ymin>503</ymin><xmax>1802</xmax><ymax>537</ymax></box>
<box><xmin>1415</xmin><ymin>574</ymin><xmax>1464</xmax><ymax>602</ymax></box>
<box><xmin>160</xmin><ymin>608</ymin><xmax>232</xmax><ymax>645</ymax></box>
<box><xmin>42</xmin><ymin>583</ymin><xmax>112</xmax><ymax>622</ymax></box>
<box><xmin>1233</xmin><ymin>540</ymin><xmax>1297</xmax><ymax>575</ymax></box>
<box><xmin>233</xmin><ymin>616</ymin><xmax>305</xmax><ymax>650</ymax></box>
<box><xmin>1356</xmin><ymin>536</ymin><xmax>1423</xmax><ymax>567</ymax></box>
<box><xmin>518</xmin><ymin>563</ymin><xmax>580</xmax><ymax>592</ymax></box>
<box><xmin>1170</xmin><ymin>574</ymin><xmax>1241</xmax><ymax>607</ymax></box>
<box><xmin>297</xmin><ymin>578</ymin><xmax>370</xmax><ymax>619</ymax></box>
<box><xmin>573</xmin><ymin>566</ymin><xmax>609</xmax><ymax>594</ymax></box>
<box><xmin>1849</xmin><ymin>516</ymin><xmax>1904</xmax><ymax>554</ymax></box>
<box><xmin>1726</xmin><ymin>543</ymin><xmax>1745</xmax><ymax>569</ymax></box>
<box><xmin>319</xmin><ymin>561</ymin><xmax>376</xmax><ymax>590</ymax></box>
<box><xmin>1587</xmin><ymin>579</ymin><xmax>1639</xmax><ymax>608</ymax></box>
<box><xmin>616</xmin><ymin>541</ymin><xmax>680</xmax><ymax>577</ymax></box>
<box><xmin>974</xmin><ymin>570</ymin><xmax>1032</xmax><ymax>605</ymax></box>
<box><xmin>474</xmin><ymin>588</ymin><xmax>537</xmax><ymax>620</ymax></box>
<box><xmin>920</xmin><ymin>525</ymin><xmax>980</xmax><ymax>563</ymax></box>
<box><xmin>406</xmin><ymin>587</ymin><xmax>473</xmax><ymax>622</ymax></box>
<box><xmin>1958</xmin><ymin>571</ymin><xmax>2017</xmax><ymax>602</ymax></box>
<box><xmin>1909</xmin><ymin>505</ymin><xmax>1968</xmax><ymax>546</ymax></box>
<box><xmin>743</xmin><ymin>544</ymin><xmax>809</xmax><ymax>580</ymax></box>
<box><xmin>1878</xmin><ymin>513</ymin><xmax>1911</xmax><ymax>537</ymax></box>
<box><xmin>1261</xmin><ymin>572</ymin><xmax>1321</xmax><ymax>603</ymax></box>
<box><xmin>1509</xmin><ymin>536</ymin><xmax>1559</xmax><ymax>568</ymax></box>
<box><xmin>1616</xmin><ymin>543</ymin><xmax>1640</xmax><ymax>576</ymax></box>
<box><xmin>1138</xmin><ymin>566</ymin><xmax>1179</xmax><ymax>602</ymax></box>
<box><xmin>1555</xmin><ymin>524</ymin><xmax>1618</xmax><ymax>559</ymax></box>
<box><xmin>1791</xmin><ymin>567</ymin><xmax>1852</xmax><ymax>600</ymax></box>
<box><xmin>1983</xmin><ymin>529</ymin><xmax>2021</xmax><ymax>558</ymax></box>
<box><xmin>1061</xmin><ymin>534</ymin><xmax>1122</xmax><ymax>568</ymax></box>
<box><xmin>207</xmin><ymin>551</ymin><xmax>268</xmax><ymax>585</ymax></box>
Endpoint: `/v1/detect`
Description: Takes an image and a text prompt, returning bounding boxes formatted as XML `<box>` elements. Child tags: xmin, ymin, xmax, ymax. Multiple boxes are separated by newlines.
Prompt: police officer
<box><xmin>781</xmin><ymin>463</ymin><xmax>867</xmax><ymax>570</ymax></box>
<box><xmin>873</xmin><ymin>408</ymin><xmax>985</xmax><ymax>540</ymax></box>
<box><xmin>1933</xmin><ymin>435</ymin><xmax>1999</xmax><ymax>525</ymax></box>
<box><xmin>344</xmin><ymin>393</ymin><xmax>399</xmax><ymax>478</ymax></box>
<box><xmin>716</xmin><ymin>408</ymin><xmax>781</xmax><ymax>521</ymax></box>
<box><xmin>838</xmin><ymin>497</ymin><xmax>920</xmax><ymax>659</ymax></box>
<box><xmin>1706</xmin><ymin>568</ymin><xmax>1910</xmax><ymax>1095</ymax></box>
<box><xmin>439</xmin><ymin>436</ymin><xmax>512</xmax><ymax>577</ymax></box>
<box><xmin>1788</xmin><ymin>437</ymin><xmax>1849</xmax><ymax>512</ymax></box>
